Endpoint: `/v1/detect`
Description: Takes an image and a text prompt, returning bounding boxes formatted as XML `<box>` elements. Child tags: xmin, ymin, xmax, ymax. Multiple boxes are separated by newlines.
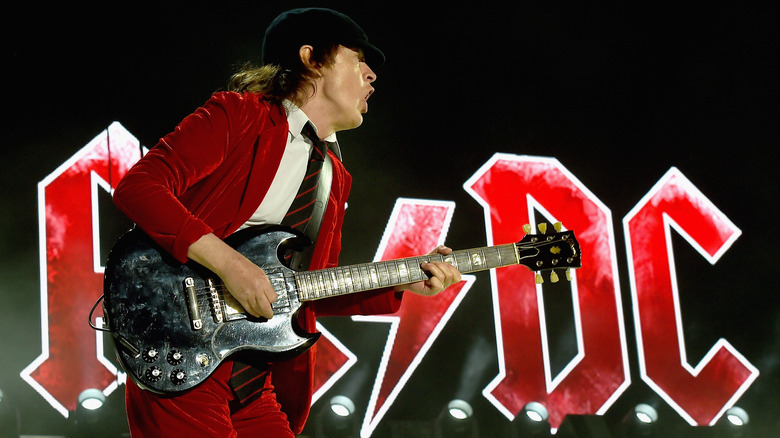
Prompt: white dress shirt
<box><xmin>241</xmin><ymin>100</ymin><xmax>337</xmax><ymax>229</ymax></box>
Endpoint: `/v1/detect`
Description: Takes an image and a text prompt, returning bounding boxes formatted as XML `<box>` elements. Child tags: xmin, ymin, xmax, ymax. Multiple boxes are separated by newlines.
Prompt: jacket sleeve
<box><xmin>311</xmin><ymin>288</ymin><xmax>404</xmax><ymax>317</ymax></box>
<box><xmin>113</xmin><ymin>92</ymin><xmax>249</xmax><ymax>262</ymax></box>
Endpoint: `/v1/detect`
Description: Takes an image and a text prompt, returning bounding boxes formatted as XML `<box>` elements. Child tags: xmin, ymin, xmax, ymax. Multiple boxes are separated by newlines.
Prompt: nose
<box><xmin>363</xmin><ymin>63</ymin><xmax>377</xmax><ymax>83</ymax></box>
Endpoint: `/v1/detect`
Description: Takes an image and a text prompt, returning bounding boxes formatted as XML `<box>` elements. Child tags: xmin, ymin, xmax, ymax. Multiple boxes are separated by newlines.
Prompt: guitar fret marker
<box><xmin>317</xmin><ymin>272</ymin><xmax>326</xmax><ymax>297</ymax></box>
<box><xmin>398</xmin><ymin>260</ymin><xmax>408</xmax><ymax>281</ymax></box>
<box><xmin>306</xmin><ymin>273</ymin><xmax>316</xmax><ymax>299</ymax></box>
<box><xmin>308</xmin><ymin>273</ymin><xmax>316</xmax><ymax>298</ymax></box>
<box><xmin>329</xmin><ymin>271</ymin><xmax>339</xmax><ymax>295</ymax></box>
<box><xmin>333</xmin><ymin>269</ymin><xmax>344</xmax><ymax>294</ymax></box>
<box><xmin>387</xmin><ymin>261</ymin><xmax>399</xmax><ymax>284</ymax></box>
<box><xmin>343</xmin><ymin>269</ymin><xmax>353</xmax><ymax>292</ymax></box>
<box><xmin>443</xmin><ymin>255</ymin><xmax>456</xmax><ymax>269</ymax></box>
<box><xmin>369</xmin><ymin>266</ymin><xmax>379</xmax><ymax>286</ymax></box>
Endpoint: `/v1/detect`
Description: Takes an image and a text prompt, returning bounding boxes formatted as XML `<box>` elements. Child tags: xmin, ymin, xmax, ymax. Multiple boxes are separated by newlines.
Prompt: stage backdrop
<box><xmin>3</xmin><ymin>3</ymin><xmax>777</xmax><ymax>437</ymax></box>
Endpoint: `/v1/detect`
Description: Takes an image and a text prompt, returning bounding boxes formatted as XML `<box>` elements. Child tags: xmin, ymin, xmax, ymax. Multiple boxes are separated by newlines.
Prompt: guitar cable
<box><xmin>88</xmin><ymin>294</ymin><xmax>142</xmax><ymax>358</ymax></box>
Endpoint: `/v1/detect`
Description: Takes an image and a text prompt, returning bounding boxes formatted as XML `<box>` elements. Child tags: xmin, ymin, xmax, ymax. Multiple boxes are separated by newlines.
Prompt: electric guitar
<box><xmin>102</xmin><ymin>223</ymin><xmax>580</xmax><ymax>393</ymax></box>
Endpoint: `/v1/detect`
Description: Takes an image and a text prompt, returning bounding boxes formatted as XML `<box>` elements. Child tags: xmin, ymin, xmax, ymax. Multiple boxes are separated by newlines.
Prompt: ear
<box><xmin>298</xmin><ymin>45</ymin><xmax>320</xmax><ymax>70</ymax></box>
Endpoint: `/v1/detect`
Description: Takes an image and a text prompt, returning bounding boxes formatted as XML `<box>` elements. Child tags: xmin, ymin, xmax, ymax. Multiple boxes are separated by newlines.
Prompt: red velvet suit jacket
<box><xmin>113</xmin><ymin>91</ymin><xmax>402</xmax><ymax>433</ymax></box>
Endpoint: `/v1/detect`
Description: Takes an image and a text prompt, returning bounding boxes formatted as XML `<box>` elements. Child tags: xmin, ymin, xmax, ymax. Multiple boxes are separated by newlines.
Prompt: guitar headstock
<box><xmin>516</xmin><ymin>222</ymin><xmax>581</xmax><ymax>284</ymax></box>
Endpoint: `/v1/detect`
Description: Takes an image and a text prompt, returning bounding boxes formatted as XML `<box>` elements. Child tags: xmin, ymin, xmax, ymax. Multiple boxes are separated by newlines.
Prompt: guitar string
<box><xmin>186</xmin><ymin>237</ymin><xmax>575</xmax><ymax>303</ymax></box>
<box><xmin>186</xmin><ymin>239</ymin><xmax>573</xmax><ymax>300</ymax></box>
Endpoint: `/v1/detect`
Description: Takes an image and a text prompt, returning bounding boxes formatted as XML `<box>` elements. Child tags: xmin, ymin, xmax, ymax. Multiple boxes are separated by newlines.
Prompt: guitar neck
<box><xmin>295</xmin><ymin>243</ymin><xmax>522</xmax><ymax>301</ymax></box>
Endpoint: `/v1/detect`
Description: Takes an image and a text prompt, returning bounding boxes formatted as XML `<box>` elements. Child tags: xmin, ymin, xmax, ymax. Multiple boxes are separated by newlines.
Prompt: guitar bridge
<box><xmin>207</xmin><ymin>279</ymin><xmax>224</xmax><ymax>323</ymax></box>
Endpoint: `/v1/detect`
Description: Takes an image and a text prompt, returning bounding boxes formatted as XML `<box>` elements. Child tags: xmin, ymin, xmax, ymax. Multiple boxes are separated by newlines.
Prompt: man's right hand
<box><xmin>186</xmin><ymin>233</ymin><xmax>278</xmax><ymax>319</ymax></box>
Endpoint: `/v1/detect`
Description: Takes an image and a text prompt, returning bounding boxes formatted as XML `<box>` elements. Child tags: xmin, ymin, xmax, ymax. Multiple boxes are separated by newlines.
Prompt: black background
<box><xmin>3</xmin><ymin>2</ymin><xmax>777</xmax><ymax>436</ymax></box>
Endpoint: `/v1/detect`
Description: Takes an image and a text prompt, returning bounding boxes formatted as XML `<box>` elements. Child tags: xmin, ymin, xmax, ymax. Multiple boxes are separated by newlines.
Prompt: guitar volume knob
<box><xmin>142</xmin><ymin>347</ymin><xmax>159</xmax><ymax>363</ymax></box>
<box><xmin>167</xmin><ymin>349</ymin><xmax>184</xmax><ymax>365</ymax></box>
<box><xmin>170</xmin><ymin>369</ymin><xmax>187</xmax><ymax>385</ymax></box>
<box><xmin>145</xmin><ymin>366</ymin><xmax>163</xmax><ymax>382</ymax></box>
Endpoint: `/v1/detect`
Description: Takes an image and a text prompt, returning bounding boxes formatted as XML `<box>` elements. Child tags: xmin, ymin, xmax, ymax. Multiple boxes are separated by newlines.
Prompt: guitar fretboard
<box><xmin>295</xmin><ymin>243</ymin><xmax>522</xmax><ymax>301</ymax></box>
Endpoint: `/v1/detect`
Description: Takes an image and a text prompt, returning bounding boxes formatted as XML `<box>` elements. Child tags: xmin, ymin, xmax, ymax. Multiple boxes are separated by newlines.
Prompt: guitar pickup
<box><xmin>207</xmin><ymin>279</ymin><xmax>224</xmax><ymax>323</ymax></box>
<box><xmin>184</xmin><ymin>277</ymin><xmax>202</xmax><ymax>330</ymax></box>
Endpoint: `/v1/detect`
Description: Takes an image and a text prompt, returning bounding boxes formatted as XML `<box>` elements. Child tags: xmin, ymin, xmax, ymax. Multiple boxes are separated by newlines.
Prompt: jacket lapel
<box><xmin>229</xmin><ymin>100</ymin><xmax>289</xmax><ymax>233</ymax></box>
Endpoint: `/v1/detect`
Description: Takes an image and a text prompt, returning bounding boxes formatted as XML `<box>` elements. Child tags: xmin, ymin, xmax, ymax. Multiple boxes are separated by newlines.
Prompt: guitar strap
<box><xmin>229</xmin><ymin>144</ymin><xmax>334</xmax><ymax>404</ymax></box>
<box><xmin>288</xmin><ymin>146</ymin><xmax>334</xmax><ymax>271</ymax></box>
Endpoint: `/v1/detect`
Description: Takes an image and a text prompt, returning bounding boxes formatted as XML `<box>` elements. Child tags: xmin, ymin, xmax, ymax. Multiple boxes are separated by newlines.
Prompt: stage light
<box><xmin>316</xmin><ymin>395</ymin><xmax>358</xmax><ymax>438</ymax></box>
<box><xmin>67</xmin><ymin>389</ymin><xmax>110</xmax><ymax>438</ymax></box>
<box><xmin>725</xmin><ymin>406</ymin><xmax>748</xmax><ymax>427</ymax></box>
<box><xmin>434</xmin><ymin>399</ymin><xmax>478</xmax><ymax>438</ymax></box>
<box><xmin>329</xmin><ymin>395</ymin><xmax>355</xmax><ymax>418</ymax></box>
<box><xmin>447</xmin><ymin>399</ymin><xmax>473</xmax><ymax>420</ymax></box>
<box><xmin>77</xmin><ymin>388</ymin><xmax>106</xmax><ymax>411</ymax></box>
<box><xmin>523</xmin><ymin>401</ymin><xmax>549</xmax><ymax>423</ymax></box>
<box><xmin>614</xmin><ymin>403</ymin><xmax>658</xmax><ymax>438</ymax></box>
<box><xmin>507</xmin><ymin>402</ymin><xmax>550</xmax><ymax>437</ymax></box>
<box><xmin>633</xmin><ymin>403</ymin><xmax>657</xmax><ymax>424</ymax></box>
<box><xmin>713</xmin><ymin>406</ymin><xmax>751</xmax><ymax>437</ymax></box>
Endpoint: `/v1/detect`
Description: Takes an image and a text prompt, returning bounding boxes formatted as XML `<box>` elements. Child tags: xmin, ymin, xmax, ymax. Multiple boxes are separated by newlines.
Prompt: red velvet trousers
<box><xmin>125</xmin><ymin>361</ymin><xmax>295</xmax><ymax>437</ymax></box>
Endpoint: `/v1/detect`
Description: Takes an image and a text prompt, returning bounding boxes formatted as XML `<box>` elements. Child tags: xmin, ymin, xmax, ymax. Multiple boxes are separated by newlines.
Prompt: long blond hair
<box><xmin>228</xmin><ymin>43</ymin><xmax>339</xmax><ymax>105</ymax></box>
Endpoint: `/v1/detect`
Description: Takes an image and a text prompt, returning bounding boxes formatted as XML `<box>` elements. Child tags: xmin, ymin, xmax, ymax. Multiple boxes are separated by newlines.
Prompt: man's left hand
<box><xmin>395</xmin><ymin>245</ymin><xmax>462</xmax><ymax>296</ymax></box>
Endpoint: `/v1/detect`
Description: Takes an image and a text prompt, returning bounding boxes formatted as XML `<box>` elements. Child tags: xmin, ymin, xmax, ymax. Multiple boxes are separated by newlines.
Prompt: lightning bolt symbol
<box><xmin>356</xmin><ymin>198</ymin><xmax>475</xmax><ymax>437</ymax></box>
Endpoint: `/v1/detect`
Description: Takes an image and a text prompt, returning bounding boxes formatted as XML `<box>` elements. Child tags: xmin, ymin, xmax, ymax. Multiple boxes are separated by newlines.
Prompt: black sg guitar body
<box><xmin>103</xmin><ymin>225</ymin><xmax>320</xmax><ymax>394</ymax></box>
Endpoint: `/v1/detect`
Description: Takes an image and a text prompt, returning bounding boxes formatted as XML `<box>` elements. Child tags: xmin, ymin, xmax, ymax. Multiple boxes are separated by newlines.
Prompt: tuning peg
<box><xmin>554</xmin><ymin>222</ymin><xmax>562</xmax><ymax>232</ymax></box>
<box><xmin>550</xmin><ymin>271</ymin><xmax>559</xmax><ymax>283</ymax></box>
<box><xmin>535</xmin><ymin>272</ymin><xmax>544</xmax><ymax>284</ymax></box>
<box><xmin>523</xmin><ymin>224</ymin><xmax>532</xmax><ymax>234</ymax></box>
<box><xmin>538</xmin><ymin>223</ymin><xmax>548</xmax><ymax>234</ymax></box>
<box><xmin>566</xmin><ymin>269</ymin><xmax>572</xmax><ymax>281</ymax></box>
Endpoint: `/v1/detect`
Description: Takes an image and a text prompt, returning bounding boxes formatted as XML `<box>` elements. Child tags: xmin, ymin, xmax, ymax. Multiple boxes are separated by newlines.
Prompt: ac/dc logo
<box><xmin>21</xmin><ymin>124</ymin><xmax>758</xmax><ymax>433</ymax></box>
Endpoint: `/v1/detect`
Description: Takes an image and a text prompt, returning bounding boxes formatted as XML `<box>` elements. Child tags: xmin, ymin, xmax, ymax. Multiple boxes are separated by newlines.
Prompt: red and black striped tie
<box><xmin>229</xmin><ymin>361</ymin><xmax>270</xmax><ymax>407</ymax></box>
<box><xmin>229</xmin><ymin>123</ymin><xmax>328</xmax><ymax>405</ymax></box>
<box><xmin>282</xmin><ymin>122</ymin><xmax>328</xmax><ymax>233</ymax></box>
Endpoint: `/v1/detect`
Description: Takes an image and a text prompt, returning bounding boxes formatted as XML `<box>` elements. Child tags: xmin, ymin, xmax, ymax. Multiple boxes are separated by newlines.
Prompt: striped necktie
<box><xmin>229</xmin><ymin>124</ymin><xmax>329</xmax><ymax>405</ymax></box>
<box><xmin>282</xmin><ymin>122</ymin><xmax>328</xmax><ymax>233</ymax></box>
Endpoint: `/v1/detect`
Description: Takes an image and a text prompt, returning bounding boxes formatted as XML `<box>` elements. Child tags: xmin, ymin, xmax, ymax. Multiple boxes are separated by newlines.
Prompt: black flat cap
<box><xmin>262</xmin><ymin>8</ymin><xmax>385</xmax><ymax>68</ymax></box>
